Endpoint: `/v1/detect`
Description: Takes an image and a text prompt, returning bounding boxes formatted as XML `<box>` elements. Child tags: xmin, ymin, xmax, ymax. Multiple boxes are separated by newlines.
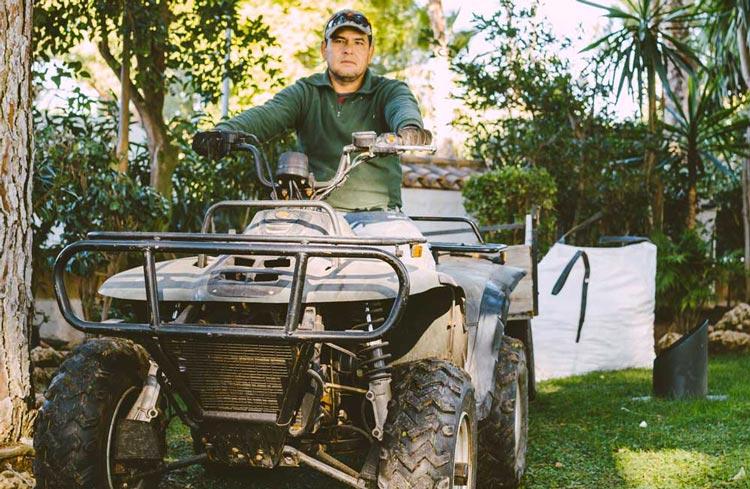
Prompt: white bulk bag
<box><xmin>531</xmin><ymin>242</ymin><xmax>656</xmax><ymax>381</ymax></box>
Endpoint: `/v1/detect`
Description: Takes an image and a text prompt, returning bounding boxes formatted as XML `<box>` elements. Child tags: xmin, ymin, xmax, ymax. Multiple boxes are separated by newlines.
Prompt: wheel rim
<box><xmin>106</xmin><ymin>386</ymin><xmax>144</xmax><ymax>489</ymax></box>
<box><xmin>514</xmin><ymin>375</ymin><xmax>522</xmax><ymax>456</ymax></box>
<box><xmin>452</xmin><ymin>411</ymin><xmax>474</xmax><ymax>488</ymax></box>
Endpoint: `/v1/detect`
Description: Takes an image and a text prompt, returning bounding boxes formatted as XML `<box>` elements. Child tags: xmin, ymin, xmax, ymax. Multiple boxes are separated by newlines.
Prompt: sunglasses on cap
<box><xmin>324</xmin><ymin>10</ymin><xmax>372</xmax><ymax>40</ymax></box>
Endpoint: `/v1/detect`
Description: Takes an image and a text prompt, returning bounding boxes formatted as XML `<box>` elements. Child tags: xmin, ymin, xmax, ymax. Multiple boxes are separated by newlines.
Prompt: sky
<box><xmin>443</xmin><ymin>0</ymin><xmax>614</xmax><ymax>57</ymax></box>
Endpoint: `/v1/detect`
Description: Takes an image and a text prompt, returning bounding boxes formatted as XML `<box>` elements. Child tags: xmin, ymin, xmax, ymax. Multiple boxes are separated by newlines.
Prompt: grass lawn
<box><xmin>159</xmin><ymin>354</ymin><xmax>750</xmax><ymax>489</ymax></box>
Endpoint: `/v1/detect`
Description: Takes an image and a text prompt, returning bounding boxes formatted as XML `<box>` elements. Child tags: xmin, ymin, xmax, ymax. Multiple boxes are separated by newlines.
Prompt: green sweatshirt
<box><xmin>215</xmin><ymin>69</ymin><xmax>423</xmax><ymax>211</ymax></box>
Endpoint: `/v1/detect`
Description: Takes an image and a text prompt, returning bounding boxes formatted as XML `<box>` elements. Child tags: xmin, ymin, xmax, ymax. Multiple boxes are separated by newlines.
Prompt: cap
<box><xmin>324</xmin><ymin>9</ymin><xmax>372</xmax><ymax>41</ymax></box>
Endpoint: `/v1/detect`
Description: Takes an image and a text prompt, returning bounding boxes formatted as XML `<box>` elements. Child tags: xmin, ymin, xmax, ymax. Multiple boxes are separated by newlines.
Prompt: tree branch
<box><xmin>0</xmin><ymin>443</ymin><xmax>34</xmax><ymax>460</ymax></box>
<box><xmin>737</xmin><ymin>23</ymin><xmax>750</xmax><ymax>89</ymax></box>
<box><xmin>97</xmin><ymin>37</ymin><xmax>146</xmax><ymax>111</ymax></box>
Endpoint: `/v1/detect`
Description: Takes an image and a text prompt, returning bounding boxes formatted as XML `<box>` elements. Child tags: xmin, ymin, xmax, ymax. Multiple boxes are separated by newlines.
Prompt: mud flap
<box><xmin>466</xmin><ymin>266</ymin><xmax>526</xmax><ymax>418</ymax></box>
<box><xmin>505</xmin><ymin>319</ymin><xmax>537</xmax><ymax>401</ymax></box>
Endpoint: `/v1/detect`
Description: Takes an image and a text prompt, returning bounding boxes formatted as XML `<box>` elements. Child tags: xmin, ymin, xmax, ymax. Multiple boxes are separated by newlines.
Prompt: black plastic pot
<box><xmin>652</xmin><ymin>320</ymin><xmax>709</xmax><ymax>400</ymax></box>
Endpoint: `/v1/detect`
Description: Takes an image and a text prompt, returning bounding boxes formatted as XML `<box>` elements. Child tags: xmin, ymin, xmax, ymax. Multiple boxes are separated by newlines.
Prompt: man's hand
<box><xmin>192</xmin><ymin>130</ymin><xmax>247</xmax><ymax>160</ymax></box>
<box><xmin>397</xmin><ymin>126</ymin><xmax>433</xmax><ymax>146</ymax></box>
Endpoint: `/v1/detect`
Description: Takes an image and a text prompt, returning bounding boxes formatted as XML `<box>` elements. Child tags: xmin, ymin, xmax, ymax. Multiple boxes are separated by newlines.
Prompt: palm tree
<box><xmin>580</xmin><ymin>0</ymin><xmax>700</xmax><ymax>231</ymax></box>
<box><xmin>661</xmin><ymin>74</ymin><xmax>749</xmax><ymax>229</ymax></box>
<box><xmin>700</xmin><ymin>0</ymin><xmax>750</xmax><ymax>299</ymax></box>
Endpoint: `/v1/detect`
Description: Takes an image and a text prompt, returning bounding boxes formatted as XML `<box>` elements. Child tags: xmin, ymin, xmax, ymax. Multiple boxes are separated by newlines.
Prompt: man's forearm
<box><xmin>214</xmin><ymin>83</ymin><xmax>305</xmax><ymax>141</ymax></box>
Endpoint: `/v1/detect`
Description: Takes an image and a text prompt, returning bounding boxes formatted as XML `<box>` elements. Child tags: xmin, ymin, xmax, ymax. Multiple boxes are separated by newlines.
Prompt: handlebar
<box><xmin>226</xmin><ymin>131</ymin><xmax>436</xmax><ymax>197</ymax></box>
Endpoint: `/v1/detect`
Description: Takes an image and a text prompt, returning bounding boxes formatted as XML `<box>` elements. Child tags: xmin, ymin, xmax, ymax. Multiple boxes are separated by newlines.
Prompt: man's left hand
<box><xmin>397</xmin><ymin>126</ymin><xmax>433</xmax><ymax>146</ymax></box>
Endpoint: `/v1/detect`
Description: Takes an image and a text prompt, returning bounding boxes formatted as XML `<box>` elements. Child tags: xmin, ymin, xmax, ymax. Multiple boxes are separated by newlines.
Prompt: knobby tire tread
<box><xmin>33</xmin><ymin>337</ymin><xmax>152</xmax><ymax>489</ymax></box>
<box><xmin>477</xmin><ymin>336</ymin><xmax>528</xmax><ymax>489</ymax></box>
<box><xmin>378</xmin><ymin>359</ymin><xmax>477</xmax><ymax>489</ymax></box>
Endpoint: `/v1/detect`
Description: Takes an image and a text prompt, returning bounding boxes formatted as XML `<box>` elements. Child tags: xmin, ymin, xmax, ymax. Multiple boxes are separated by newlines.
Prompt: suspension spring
<box><xmin>357</xmin><ymin>303</ymin><xmax>392</xmax><ymax>382</ymax></box>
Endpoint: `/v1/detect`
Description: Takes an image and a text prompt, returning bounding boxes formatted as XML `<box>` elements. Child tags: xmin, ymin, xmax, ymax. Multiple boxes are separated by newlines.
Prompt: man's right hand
<box><xmin>192</xmin><ymin>130</ymin><xmax>246</xmax><ymax>160</ymax></box>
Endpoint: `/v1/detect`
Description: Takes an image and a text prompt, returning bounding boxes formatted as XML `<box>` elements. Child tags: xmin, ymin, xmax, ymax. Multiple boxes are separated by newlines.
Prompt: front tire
<box><xmin>33</xmin><ymin>337</ymin><xmax>164</xmax><ymax>489</ymax></box>
<box><xmin>378</xmin><ymin>359</ymin><xmax>478</xmax><ymax>489</ymax></box>
<box><xmin>477</xmin><ymin>336</ymin><xmax>529</xmax><ymax>488</ymax></box>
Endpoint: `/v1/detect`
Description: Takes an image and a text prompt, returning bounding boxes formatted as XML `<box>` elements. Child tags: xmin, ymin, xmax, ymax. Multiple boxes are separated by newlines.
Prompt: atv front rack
<box><xmin>54</xmin><ymin>234</ymin><xmax>413</xmax><ymax>343</ymax></box>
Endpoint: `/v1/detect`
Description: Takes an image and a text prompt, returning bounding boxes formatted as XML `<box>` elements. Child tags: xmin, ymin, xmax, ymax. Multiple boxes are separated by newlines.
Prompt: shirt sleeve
<box><xmin>382</xmin><ymin>80</ymin><xmax>424</xmax><ymax>131</ymax></box>
<box><xmin>214</xmin><ymin>81</ymin><xmax>306</xmax><ymax>141</ymax></box>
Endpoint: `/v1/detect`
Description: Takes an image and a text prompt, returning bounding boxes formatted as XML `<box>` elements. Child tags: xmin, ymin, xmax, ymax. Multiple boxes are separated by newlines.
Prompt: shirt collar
<box><xmin>307</xmin><ymin>69</ymin><xmax>376</xmax><ymax>94</ymax></box>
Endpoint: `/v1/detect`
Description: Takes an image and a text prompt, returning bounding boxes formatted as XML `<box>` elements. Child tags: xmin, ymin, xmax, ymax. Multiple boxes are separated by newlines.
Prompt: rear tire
<box><xmin>378</xmin><ymin>359</ymin><xmax>477</xmax><ymax>489</ymax></box>
<box><xmin>33</xmin><ymin>337</ymin><xmax>164</xmax><ymax>489</ymax></box>
<box><xmin>477</xmin><ymin>336</ymin><xmax>528</xmax><ymax>489</ymax></box>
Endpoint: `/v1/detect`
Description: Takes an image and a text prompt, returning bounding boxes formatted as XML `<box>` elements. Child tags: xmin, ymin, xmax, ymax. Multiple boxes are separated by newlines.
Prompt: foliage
<box><xmin>34</xmin><ymin>0</ymin><xmax>278</xmax><ymax>105</ymax></box>
<box><xmin>651</xmin><ymin>230</ymin><xmax>724</xmax><ymax>332</ymax></box>
<box><xmin>34</xmin><ymin>0</ymin><xmax>281</xmax><ymax>198</ymax></box>
<box><xmin>462</xmin><ymin>166</ymin><xmax>557</xmax><ymax>250</ymax></box>
<box><xmin>579</xmin><ymin>0</ymin><xmax>700</xmax><ymax>104</ymax></box>
<box><xmin>33</xmin><ymin>88</ymin><xmax>169</xmax><ymax>318</ymax></box>
<box><xmin>660</xmin><ymin>73</ymin><xmax>748</xmax><ymax>228</ymax></box>
<box><xmin>33</xmin><ymin>89</ymin><xmax>169</xmax><ymax>262</ymax></box>
<box><xmin>715</xmin><ymin>182</ymin><xmax>745</xmax><ymax>255</ymax></box>
<box><xmin>697</xmin><ymin>0</ymin><xmax>750</xmax><ymax>96</ymax></box>
<box><xmin>662</xmin><ymin>75</ymin><xmax>748</xmax><ymax>179</ymax></box>
<box><xmin>454</xmin><ymin>0</ymin><xmax>652</xmax><ymax>244</ymax></box>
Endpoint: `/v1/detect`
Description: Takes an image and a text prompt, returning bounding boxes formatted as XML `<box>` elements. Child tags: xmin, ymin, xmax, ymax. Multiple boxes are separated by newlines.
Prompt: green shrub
<box><xmin>462</xmin><ymin>165</ymin><xmax>557</xmax><ymax>250</ymax></box>
<box><xmin>652</xmin><ymin>230</ymin><xmax>722</xmax><ymax>332</ymax></box>
<box><xmin>33</xmin><ymin>89</ymin><xmax>170</xmax><ymax>319</ymax></box>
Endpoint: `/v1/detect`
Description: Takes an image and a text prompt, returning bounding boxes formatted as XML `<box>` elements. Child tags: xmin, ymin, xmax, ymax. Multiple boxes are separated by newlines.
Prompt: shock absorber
<box><xmin>358</xmin><ymin>303</ymin><xmax>392</xmax><ymax>441</ymax></box>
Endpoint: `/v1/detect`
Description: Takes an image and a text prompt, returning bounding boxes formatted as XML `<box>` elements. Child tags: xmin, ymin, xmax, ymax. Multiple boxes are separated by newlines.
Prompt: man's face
<box><xmin>321</xmin><ymin>27</ymin><xmax>374</xmax><ymax>84</ymax></box>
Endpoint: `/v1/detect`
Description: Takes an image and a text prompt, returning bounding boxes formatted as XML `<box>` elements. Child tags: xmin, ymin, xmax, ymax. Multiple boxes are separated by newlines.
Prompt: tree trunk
<box><xmin>139</xmin><ymin>106</ymin><xmax>178</xmax><ymax>198</ymax></box>
<box><xmin>221</xmin><ymin>27</ymin><xmax>232</xmax><ymax>119</ymax></box>
<box><xmin>0</xmin><ymin>0</ymin><xmax>37</xmax><ymax>445</ymax></box>
<box><xmin>742</xmin><ymin>155</ymin><xmax>750</xmax><ymax>301</ymax></box>
<box><xmin>664</xmin><ymin>0</ymin><xmax>688</xmax><ymax>120</ymax></box>
<box><xmin>665</xmin><ymin>0</ymin><xmax>690</xmax><ymax>230</ymax></box>
<box><xmin>686</xmin><ymin>149</ymin><xmax>698</xmax><ymax>229</ymax></box>
<box><xmin>737</xmin><ymin>23</ymin><xmax>750</xmax><ymax>301</ymax></box>
<box><xmin>646</xmin><ymin>65</ymin><xmax>661</xmax><ymax>232</ymax></box>
<box><xmin>116</xmin><ymin>7</ymin><xmax>130</xmax><ymax>173</ymax></box>
<box><xmin>97</xmin><ymin>0</ymin><xmax>178</xmax><ymax>199</ymax></box>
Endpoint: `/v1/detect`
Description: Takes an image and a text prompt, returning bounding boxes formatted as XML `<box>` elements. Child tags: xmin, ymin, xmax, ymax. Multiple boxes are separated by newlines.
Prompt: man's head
<box><xmin>321</xmin><ymin>10</ymin><xmax>374</xmax><ymax>86</ymax></box>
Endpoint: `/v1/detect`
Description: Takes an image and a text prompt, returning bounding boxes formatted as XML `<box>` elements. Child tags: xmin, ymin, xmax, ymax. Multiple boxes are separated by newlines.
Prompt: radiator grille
<box><xmin>163</xmin><ymin>339</ymin><xmax>295</xmax><ymax>414</ymax></box>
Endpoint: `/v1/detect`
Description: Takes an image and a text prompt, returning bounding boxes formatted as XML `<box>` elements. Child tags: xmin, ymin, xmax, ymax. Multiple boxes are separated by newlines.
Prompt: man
<box><xmin>192</xmin><ymin>9</ymin><xmax>432</xmax><ymax>213</ymax></box>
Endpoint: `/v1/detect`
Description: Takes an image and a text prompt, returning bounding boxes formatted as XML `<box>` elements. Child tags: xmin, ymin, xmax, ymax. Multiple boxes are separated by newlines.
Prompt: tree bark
<box><xmin>0</xmin><ymin>0</ymin><xmax>37</xmax><ymax>445</ymax></box>
<box><xmin>646</xmin><ymin>65</ymin><xmax>661</xmax><ymax>232</ymax></box>
<box><xmin>116</xmin><ymin>4</ymin><xmax>130</xmax><ymax>173</ymax></box>
<box><xmin>664</xmin><ymin>0</ymin><xmax>688</xmax><ymax>121</ymax></box>
<box><xmin>665</xmin><ymin>0</ymin><xmax>691</xmax><ymax>227</ymax></box>
<box><xmin>686</xmin><ymin>148</ymin><xmax>698</xmax><ymax>229</ymax></box>
<box><xmin>737</xmin><ymin>23</ymin><xmax>750</xmax><ymax>301</ymax></box>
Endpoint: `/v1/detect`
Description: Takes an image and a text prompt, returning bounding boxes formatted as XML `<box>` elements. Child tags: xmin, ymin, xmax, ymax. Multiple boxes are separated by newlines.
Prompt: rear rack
<box><xmin>54</xmin><ymin>236</ymin><xmax>410</xmax><ymax>343</ymax></box>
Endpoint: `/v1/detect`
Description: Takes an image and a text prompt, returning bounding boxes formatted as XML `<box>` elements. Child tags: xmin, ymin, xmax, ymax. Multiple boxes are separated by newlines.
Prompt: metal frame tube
<box><xmin>410</xmin><ymin>215</ymin><xmax>485</xmax><ymax>243</ymax></box>
<box><xmin>87</xmin><ymin>230</ymin><xmax>425</xmax><ymax>246</ymax></box>
<box><xmin>283</xmin><ymin>446</ymin><xmax>365</xmax><ymax>488</ymax></box>
<box><xmin>200</xmin><ymin>200</ymin><xmax>341</xmax><ymax>235</ymax></box>
<box><xmin>53</xmin><ymin>239</ymin><xmax>410</xmax><ymax>343</ymax></box>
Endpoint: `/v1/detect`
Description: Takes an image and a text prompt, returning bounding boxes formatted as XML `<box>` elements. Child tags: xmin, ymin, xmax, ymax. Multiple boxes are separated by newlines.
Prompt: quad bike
<box><xmin>34</xmin><ymin>131</ymin><xmax>537</xmax><ymax>489</ymax></box>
